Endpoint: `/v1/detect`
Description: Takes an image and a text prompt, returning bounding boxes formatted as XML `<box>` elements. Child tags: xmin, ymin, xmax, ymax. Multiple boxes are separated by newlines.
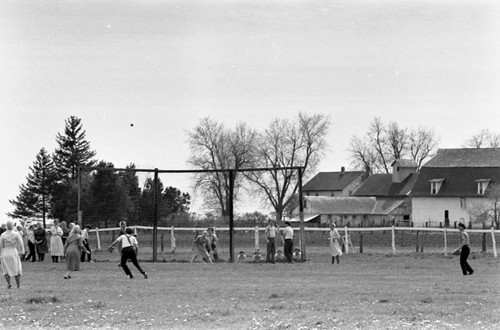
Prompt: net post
<box><xmin>153</xmin><ymin>168</ymin><xmax>159</xmax><ymax>262</ymax></box>
<box><xmin>298</xmin><ymin>167</ymin><xmax>306</xmax><ymax>261</ymax></box>
<box><xmin>95</xmin><ymin>227</ymin><xmax>101</xmax><ymax>251</ymax></box>
<box><xmin>254</xmin><ymin>226</ymin><xmax>259</xmax><ymax>252</ymax></box>
<box><xmin>229</xmin><ymin>170</ymin><xmax>235</xmax><ymax>262</ymax></box>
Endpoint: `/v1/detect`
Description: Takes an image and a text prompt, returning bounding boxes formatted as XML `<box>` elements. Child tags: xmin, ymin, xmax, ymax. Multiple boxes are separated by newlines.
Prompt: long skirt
<box><xmin>1</xmin><ymin>247</ymin><xmax>23</xmax><ymax>276</ymax></box>
<box><xmin>330</xmin><ymin>239</ymin><xmax>343</xmax><ymax>257</ymax></box>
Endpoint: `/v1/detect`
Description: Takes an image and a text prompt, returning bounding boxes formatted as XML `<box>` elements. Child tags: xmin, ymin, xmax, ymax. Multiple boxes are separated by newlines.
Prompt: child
<box><xmin>275</xmin><ymin>249</ymin><xmax>284</xmax><ymax>262</ymax></box>
<box><xmin>253</xmin><ymin>250</ymin><xmax>262</xmax><ymax>261</ymax></box>
<box><xmin>109</xmin><ymin>227</ymin><xmax>148</xmax><ymax>279</ymax></box>
<box><xmin>236</xmin><ymin>251</ymin><xmax>246</xmax><ymax>262</ymax></box>
<box><xmin>293</xmin><ymin>248</ymin><xmax>302</xmax><ymax>262</ymax></box>
<box><xmin>452</xmin><ymin>222</ymin><xmax>474</xmax><ymax>275</ymax></box>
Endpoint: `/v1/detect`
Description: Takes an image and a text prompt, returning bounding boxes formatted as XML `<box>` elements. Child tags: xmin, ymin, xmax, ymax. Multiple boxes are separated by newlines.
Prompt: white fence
<box><xmin>88</xmin><ymin>226</ymin><xmax>499</xmax><ymax>259</ymax></box>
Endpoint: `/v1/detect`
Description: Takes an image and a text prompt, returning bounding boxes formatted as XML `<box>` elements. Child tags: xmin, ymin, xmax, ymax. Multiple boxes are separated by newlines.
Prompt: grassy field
<box><xmin>0</xmin><ymin>251</ymin><xmax>499</xmax><ymax>330</ymax></box>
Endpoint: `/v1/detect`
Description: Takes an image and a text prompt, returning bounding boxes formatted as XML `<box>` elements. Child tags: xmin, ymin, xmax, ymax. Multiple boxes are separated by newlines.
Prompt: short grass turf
<box><xmin>0</xmin><ymin>253</ymin><xmax>499</xmax><ymax>329</ymax></box>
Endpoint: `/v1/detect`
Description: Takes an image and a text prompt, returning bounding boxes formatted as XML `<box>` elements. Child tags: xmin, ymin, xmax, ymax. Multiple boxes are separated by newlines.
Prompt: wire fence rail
<box><xmin>87</xmin><ymin>226</ymin><xmax>499</xmax><ymax>261</ymax></box>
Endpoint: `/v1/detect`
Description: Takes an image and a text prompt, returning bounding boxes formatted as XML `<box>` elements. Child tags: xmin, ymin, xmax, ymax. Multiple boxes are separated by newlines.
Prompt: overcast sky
<box><xmin>1</xmin><ymin>0</ymin><xmax>499</xmax><ymax>219</ymax></box>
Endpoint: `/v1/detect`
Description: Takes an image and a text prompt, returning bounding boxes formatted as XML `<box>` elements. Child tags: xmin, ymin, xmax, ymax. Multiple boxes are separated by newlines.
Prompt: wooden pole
<box><xmin>298</xmin><ymin>167</ymin><xmax>306</xmax><ymax>261</ymax></box>
<box><xmin>229</xmin><ymin>170</ymin><xmax>235</xmax><ymax>262</ymax></box>
<box><xmin>152</xmin><ymin>168</ymin><xmax>159</xmax><ymax>262</ymax></box>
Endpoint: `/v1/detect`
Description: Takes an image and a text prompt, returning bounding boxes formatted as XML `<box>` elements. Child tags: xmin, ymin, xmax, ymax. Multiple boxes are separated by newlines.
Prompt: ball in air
<box><xmin>130</xmin><ymin>123</ymin><xmax>134</xmax><ymax>127</ymax></box>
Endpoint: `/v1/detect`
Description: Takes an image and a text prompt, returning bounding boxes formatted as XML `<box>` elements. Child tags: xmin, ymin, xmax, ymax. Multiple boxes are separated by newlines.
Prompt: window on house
<box><xmin>352</xmin><ymin>215</ymin><xmax>357</xmax><ymax>220</ymax></box>
<box><xmin>431</xmin><ymin>182</ymin><xmax>438</xmax><ymax>194</ymax></box>
<box><xmin>429</xmin><ymin>179</ymin><xmax>445</xmax><ymax>194</ymax></box>
<box><xmin>460</xmin><ymin>197</ymin><xmax>466</xmax><ymax>208</ymax></box>
<box><xmin>475</xmin><ymin>179</ymin><xmax>491</xmax><ymax>195</ymax></box>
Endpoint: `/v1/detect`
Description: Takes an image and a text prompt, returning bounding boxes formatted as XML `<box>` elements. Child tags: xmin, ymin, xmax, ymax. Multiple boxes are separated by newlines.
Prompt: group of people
<box><xmin>264</xmin><ymin>220</ymin><xmax>342</xmax><ymax>264</ymax></box>
<box><xmin>0</xmin><ymin>220</ymin><xmax>91</xmax><ymax>288</ymax></box>
<box><xmin>1</xmin><ymin>219</ymin><xmax>476</xmax><ymax>289</ymax></box>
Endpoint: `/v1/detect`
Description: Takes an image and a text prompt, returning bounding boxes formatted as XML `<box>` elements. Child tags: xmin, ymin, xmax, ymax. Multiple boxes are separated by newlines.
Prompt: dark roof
<box><xmin>302</xmin><ymin>196</ymin><xmax>405</xmax><ymax>215</ymax></box>
<box><xmin>423</xmin><ymin>148</ymin><xmax>500</xmax><ymax>167</ymax></box>
<box><xmin>391</xmin><ymin>159</ymin><xmax>418</xmax><ymax>168</ymax></box>
<box><xmin>411</xmin><ymin>167</ymin><xmax>500</xmax><ymax>197</ymax></box>
<box><xmin>303</xmin><ymin>171</ymin><xmax>365</xmax><ymax>191</ymax></box>
<box><xmin>353</xmin><ymin>173</ymin><xmax>417</xmax><ymax>197</ymax></box>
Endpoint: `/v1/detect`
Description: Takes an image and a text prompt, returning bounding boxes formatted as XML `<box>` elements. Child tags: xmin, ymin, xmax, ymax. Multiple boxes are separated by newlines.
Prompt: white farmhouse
<box><xmin>410</xmin><ymin>148</ymin><xmax>500</xmax><ymax>228</ymax></box>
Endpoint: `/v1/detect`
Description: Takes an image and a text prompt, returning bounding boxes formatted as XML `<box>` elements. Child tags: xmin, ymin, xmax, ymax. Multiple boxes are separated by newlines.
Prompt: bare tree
<box><xmin>349</xmin><ymin>117</ymin><xmax>439</xmax><ymax>173</ymax></box>
<box><xmin>348</xmin><ymin>135</ymin><xmax>377</xmax><ymax>175</ymax></box>
<box><xmin>186</xmin><ymin>118</ymin><xmax>257</xmax><ymax>218</ymax></box>
<box><xmin>468</xmin><ymin>184</ymin><xmax>500</xmax><ymax>229</ymax></box>
<box><xmin>245</xmin><ymin>113</ymin><xmax>331</xmax><ymax>221</ymax></box>
<box><xmin>409</xmin><ymin>127</ymin><xmax>439</xmax><ymax>170</ymax></box>
<box><xmin>463</xmin><ymin>129</ymin><xmax>500</xmax><ymax>148</ymax></box>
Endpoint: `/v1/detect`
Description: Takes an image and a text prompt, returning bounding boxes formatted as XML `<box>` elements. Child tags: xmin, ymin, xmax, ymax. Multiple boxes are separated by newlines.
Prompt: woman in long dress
<box><xmin>34</xmin><ymin>222</ymin><xmax>48</xmax><ymax>261</ymax></box>
<box><xmin>190</xmin><ymin>231</ymin><xmax>212</xmax><ymax>263</ymax></box>
<box><xmin>0</xmin><ymin>220</ymin><xmax>25</xmax><ymax>289</ymax></box>
<box><xmin>50</xmin><ymin>220</ymin><xmax>64</xmax><ymax>262</ymax></box>
<box><xmin>329</xmin><ymin>223</ymin><xmax>343</xmax><ymax>264</ymax></box>
<box><xmin>63</xmin><ymin>225</ymin><xmax>88</xmax><ymax>279</ymax></box>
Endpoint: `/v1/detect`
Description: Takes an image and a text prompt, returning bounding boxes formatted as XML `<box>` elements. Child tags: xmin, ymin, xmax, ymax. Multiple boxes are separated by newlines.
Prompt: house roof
<box><xmin>410</xmin><ymin>167</ymin><xmax>500</xmax><ymax>197</ymax></box>
<box><xmin>391</xmin><ymin>159</ymin><xmax>418</xmax><ymax>168</ymax></box>
<box><xmin>423</xmin><ymin>148</ymin><xmax>500</xmax><ymax>167</ymax></box>
<box><xmin>352</xmin><ymin>173</ymin><xmax>417</xmax><ymax>197</ymax></box>
<box><xmin>302</xmin><ymin>171</ymin><xmax>365</xmax><ymax>191</ymax></box>
<box><xmin>302</xmin><ymin>196</ymin><xmax>405</xmax><ymax>215</ymax></box>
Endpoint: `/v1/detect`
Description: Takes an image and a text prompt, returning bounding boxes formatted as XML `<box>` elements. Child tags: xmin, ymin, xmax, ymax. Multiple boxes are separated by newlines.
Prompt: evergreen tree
<box><xmin>8</xmin><ymin>148</ymin><xmax>57</xmax><ymax>227</ymax></box>
<box><xmin>8</xmin><ymin>183</ymin><xmax>39</xmax><ymax>219</ymax></box>
<box><xmin>53</xmin><ymin>116</ymin><xmax>96</xmax><ymax>182</ymax></box>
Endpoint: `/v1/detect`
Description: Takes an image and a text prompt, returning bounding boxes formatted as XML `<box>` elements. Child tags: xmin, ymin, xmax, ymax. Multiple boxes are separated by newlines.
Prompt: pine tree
<box><xmin>8</xmin><ymin>148</ymin><xmax>57</xmax><ymax>227</ymax></box>
<box><xmin>53</xmin><ymin>116</ymin><xmax>96</xmax><ymax>182</ymax></box>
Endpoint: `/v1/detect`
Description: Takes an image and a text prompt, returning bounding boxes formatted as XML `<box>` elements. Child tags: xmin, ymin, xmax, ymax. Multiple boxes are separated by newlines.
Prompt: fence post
<box><xmin>344</xmin><ymin>227</ymin><xmax>349</xmax><ymax>254</ymax></box>
<box><xmin>416</xmin><ymin>230</ymin><xmax>419</xmax><ymax>253</ymax></box>
<box><xmin>255</xmin><ymin>226</ymin><xmax>259</xmax><ymax>252</ymax></box>
<box><xmin>492</xmin><ymin>227</ymin><xmax>497</xmax><ymax>258</ymax></box>
<box><xmin>359</xmin><ymin>232</ymin><xmax>363</xmax><ymax>254</ymax></box>
<box><xmin>95</xmin><ymin>227</ymin><xmax>101</xmax><ymax>251</ymax></box>
<box><xmin>160</xmin><ymin>232</ymin><xmax>164</xmax><ymax>252</ymax></box>
<box><xmin>171</xmin><ymin>226</ymin><xmax>176</xmax><ymax>253</ymax></box>
<box><xmin>391</xmin><ymin>226</ymin><xmax>396</xmax><ymax>255</ymax></box>
<box><xmin>482</xmin><ymin>223</ymin><xmax>487</xmax><ymax>253</ymax></box>
<box><xmin>443</xmin><ymin>228</ymin><xmax>448</xmax><ymax>256</ymax></box>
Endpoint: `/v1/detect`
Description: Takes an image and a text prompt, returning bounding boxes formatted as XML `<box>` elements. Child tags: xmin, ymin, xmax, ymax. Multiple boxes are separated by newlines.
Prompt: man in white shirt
<box><xmin>282</xmin><ymin>221</ymin><xmax>294</xmax><ymax>263</ymax></box>
<box><xmin>265</xmin><ymin>220</ymin><xmax>279</xmax><ymax>263</ymax></box>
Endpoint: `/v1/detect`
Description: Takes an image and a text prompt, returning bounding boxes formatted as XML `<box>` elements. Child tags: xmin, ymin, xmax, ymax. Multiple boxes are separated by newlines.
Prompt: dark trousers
<box><xmin>26</xmin><ymin>241</ymin><xmax>36</xmax><ymax>262</ymax></box>
<box><xmin>121</xmin><ymin>247</ymin><xmax>145</xmax><ymax>276</ymax></box>
<box><xmin>266</xmin><ymin>238</ymin><xmax>276</xmax><ymax>262</ymax></box>
<box><xmin>460</xmin><ymin>245</ymin><xmax>474</xmax><ymax>275</ymax></box>
<box><xmin>284</xmin><ymin>239</ymin><xmax>294</xmax><ymax>263</ymax></box>
<box><xmin>81</xmin><ymin>240</ymin><xmax>91</xmax><ymax>262</ymax></box>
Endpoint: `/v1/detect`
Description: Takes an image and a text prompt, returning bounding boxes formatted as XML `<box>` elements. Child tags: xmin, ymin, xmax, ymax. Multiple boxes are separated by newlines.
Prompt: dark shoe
<box><xmin>129</xmin><ymin>274</ymin><xmax>134</xmax><ymax>279</ymax></box>
<box><xmin>7</xmin><ymin>283</ymin><xmax>12</xmax><ymax>289</ymax></box>
<box><xmin>64</xmin><ymin>276</ymin><xmax>69</xmax><ymax>279</ymax></box>
<box><xmin>143</xmin><ymin>273</ymin><xmax>148</xmax><ymax>279</ymax></box>
<box><xmin>469</xmin><ymin>271</ymin><xmax>474</xmax><ymax>275</ymax></box>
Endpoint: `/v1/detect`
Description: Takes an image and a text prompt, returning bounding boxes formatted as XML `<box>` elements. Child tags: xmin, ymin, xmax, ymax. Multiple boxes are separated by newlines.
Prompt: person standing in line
<box><xmin>81</xmin><ymin>225</ymin><xmax>92</xmax><ymax>262</ymax></box>
<box><xmin>282</xmin><ymin>221</ymin><xmax>294</xmax><ymax>263</ymax></box>
<box><xmin>24</xmin><ymin>225</ymin><xmax>37</xmax><ymax>262</ymax></box>
<box><xmin>60</xmin><ymin>221</ymin><xmax>69</xmax><ymax>245</ymax></box>
<box><xmin>329</xmin><ymin>223</ymin><xmax>343</xmax><ymax>264</ymax></box>
<box><xmin>190</xmin><ymin>231</ymin><xmax>213</xmax><ymax>264</ymax></box>
<box><xmin>34</xmin><ymin>222</ymin><xmax>48</xmax><ymax>261</ymax></box>
<box><xmin>108</xmin><ymin>227</ymin><xmax>148</xmax><ymax>279</ymax></box>
<box><xmin>16</xmin><ymin>224</ymin><xmax>28</xmax><ymax>261</ymax></box>
<box><xmin>49</xmin><ymin>220</ymin><xmax>64</xmax><ymax>263</ymax></box>
<box><xmin>265</xmin><ymin>220</ymin><xmax>279</xmax><ymax>263</ymax></box>
<box><xmin>63</xmin><ymin>225</ymin><xmax>89</xmax><ymax>279</ymax></box>
<box><xmin>0</xmin><ymin>220</ymin><xmax>25</xmax><ymax>289</ymax></box>
<box><xmin>206</xmin><ymin>227</ymin><xmax>219</xmax><ymax>261</ymax></box>
<box><xmin>452</xmin><ymin>222</ymin><xmax>474</xmax><ymax>276</ymax></box>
